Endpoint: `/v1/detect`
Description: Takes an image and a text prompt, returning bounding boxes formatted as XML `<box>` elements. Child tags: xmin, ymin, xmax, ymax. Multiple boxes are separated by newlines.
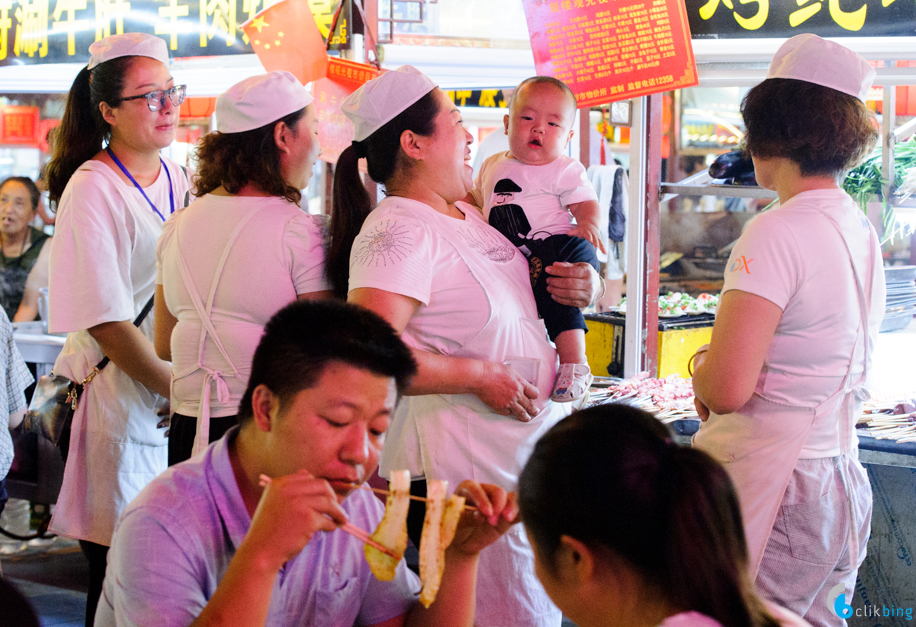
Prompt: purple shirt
<box><xmin>95</xmin><ymin>428</ymin><xmax>420</xmax><ymax>627</ymax></box>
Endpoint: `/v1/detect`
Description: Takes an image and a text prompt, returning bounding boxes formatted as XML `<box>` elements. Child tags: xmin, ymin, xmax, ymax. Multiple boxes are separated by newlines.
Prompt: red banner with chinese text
<box><xmin>523</xmin><ymin>0</ymin><xmax>698</xmax><ymax>109</ymax></box>
<box><xmin>326</xmin><ymin>57</ymin><xmax>379</xmax><ymax>92</ymax></box>
<box><xmin>314</xmin><ymin>59</ymin><xmax>379</xmax><ymax>164</ymax></box>
<box><xmin>0</xmin><ymin>106</ymin><xmax>40</xmax><ymax>145</ymax></box>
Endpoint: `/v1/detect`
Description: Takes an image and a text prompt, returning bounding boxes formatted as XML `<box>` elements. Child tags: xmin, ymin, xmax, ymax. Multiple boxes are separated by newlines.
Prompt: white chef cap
<box><xmin>216</xmin><ymin>71</ymin><xmax>314</xmax><ymax>134</ymax></box>
<box><xmin>88</xmin><ymin>33</ymin><xmax>170</xmax><ymax>70</ymax></box>
<box><xmin>767</xmin><ymin>34</ymin><xmax>875</xmax><ymax>103</ymax></box>
<box><xmin>341</xmin><ymin>65</ymin><xmax>437</xmax><ymax>142</ymax></box>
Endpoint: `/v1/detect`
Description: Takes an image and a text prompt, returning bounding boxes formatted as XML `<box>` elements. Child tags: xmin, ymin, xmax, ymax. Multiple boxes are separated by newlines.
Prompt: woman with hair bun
<box><xmin>327</xmin><ymin>65</ymin><xmax>602</xmax><ymax>626</ymax></box>
<box><xmin>155</xmin><ymin>71</ymin><xmax>330</xmax><ymax>466</ymax></box>
<box><xmin>518</xmin><ymin>404</ymin><xmax>810</xmax><ymax>627</ymax></box>
<box><xmin>691</xmin><ymin>35</ymin><xmax>883</xmax><ymax>625</ymax></box>
<box><xmin>44</xmin><ymin>33</ymin><xmax>190</xmax><ymax>626</ymax></box>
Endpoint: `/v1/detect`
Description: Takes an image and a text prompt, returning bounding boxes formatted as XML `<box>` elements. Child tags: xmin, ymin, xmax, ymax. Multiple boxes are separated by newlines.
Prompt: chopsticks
<box><xmin>258</xmin><ymin>474</ymin><xmax>397</xmax><ymax>558</ymax></box>
<box><xmin>345</xmin><ymin>483</ymin><xmax>479</xmax><ymax>512</ymax></box>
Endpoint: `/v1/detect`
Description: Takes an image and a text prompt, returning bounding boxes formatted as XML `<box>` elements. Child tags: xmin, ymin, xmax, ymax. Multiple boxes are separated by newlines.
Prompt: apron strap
<box><xmin>811</xmin><ymin>205</ymin><xmax>880</xmax><ymax>571</ymax></box>
<box><xmin>174</xmin><ymin>205</ymin><xmax>262</xmax><ymax>456</ymax></box>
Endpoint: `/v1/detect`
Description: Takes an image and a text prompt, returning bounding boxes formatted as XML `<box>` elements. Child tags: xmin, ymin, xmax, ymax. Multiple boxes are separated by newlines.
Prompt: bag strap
<box><xmin>180</xmin><ymin>165</ymin><xmax>191</xmax><ymax>207</ymax></box>
<box><xmin>92</xmin><ymin>295</ymin><xmax>155</xmax><ymax>374</ymax></box>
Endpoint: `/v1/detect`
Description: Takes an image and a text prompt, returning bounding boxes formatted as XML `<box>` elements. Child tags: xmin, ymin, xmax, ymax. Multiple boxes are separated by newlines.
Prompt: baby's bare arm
<box><xmin>567</xmin><ymin>200</ymin><xmax>605</xmax><ymax>253</ymax></box>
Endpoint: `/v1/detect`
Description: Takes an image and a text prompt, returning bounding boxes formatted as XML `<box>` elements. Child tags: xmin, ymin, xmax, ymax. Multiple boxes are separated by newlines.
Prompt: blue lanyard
<box><xmin>106</xmin><ymin>147</ymin><xmax>174</xmax><ymax>222</ymax></box>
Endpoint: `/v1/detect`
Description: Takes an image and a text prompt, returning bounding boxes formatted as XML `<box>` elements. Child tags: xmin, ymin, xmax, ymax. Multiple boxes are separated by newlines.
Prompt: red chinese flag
<box><xmin>242</xmin><ymin>0</ymin><xmax>329</xmax><ymax>85</ymax></box>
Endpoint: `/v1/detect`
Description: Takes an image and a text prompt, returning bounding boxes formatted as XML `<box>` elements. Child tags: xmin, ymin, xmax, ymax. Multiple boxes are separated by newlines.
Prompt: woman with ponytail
<box><xmin>44</xmin><ymin>33</ymin><xmax>189</xmax><ymax>626</ymax></box>
<box><xmin>328</xmin><ymin>65</ymin><xmax>601</xmax><ymax>626</ymax></box>
<box><xmin>519</xmin><ymin>404</ymin><xmax>811</xmax><ymax>627</ymax></box>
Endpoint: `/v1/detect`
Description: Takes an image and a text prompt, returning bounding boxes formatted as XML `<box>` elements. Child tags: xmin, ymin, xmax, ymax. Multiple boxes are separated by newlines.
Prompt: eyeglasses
<box><xmin>116</xmin><ymin>85</ymin><xmax>187</xmax><ymax>112</ymax></box>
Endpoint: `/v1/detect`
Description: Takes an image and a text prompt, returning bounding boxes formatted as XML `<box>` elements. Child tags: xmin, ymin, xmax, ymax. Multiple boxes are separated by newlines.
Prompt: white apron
<box><xmin>379</xmin><ymin>206</ymin><xmax>571</xmax><ymax>626</ymax></box>
<box><xmin>693</xmin><ymin>206</ymin><xmax>879</xmax><ymax>579</ymax></box>
<box><xmin>170</xmin><ymin>206</ymin><xmax>261</xmax><ymax>457</ymax></box>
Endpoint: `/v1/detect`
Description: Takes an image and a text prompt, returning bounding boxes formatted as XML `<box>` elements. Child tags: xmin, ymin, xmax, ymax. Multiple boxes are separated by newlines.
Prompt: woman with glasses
<box><xmin>44</xmin><ymin>33</ymin><xmax>189</xmax><ymax>626</ymax></box>
<box><xmin>155</xmin><ymin>72</ymin><xmax>330</xmax><ymax>466</ymax></box>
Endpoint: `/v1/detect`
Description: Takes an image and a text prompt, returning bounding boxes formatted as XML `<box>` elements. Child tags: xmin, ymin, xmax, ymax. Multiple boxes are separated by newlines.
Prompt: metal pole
<box><xmin>624</xmin><ymin>96</ymin><xmax>647</xmax><ymax>378</ymax></box>
<box><xmin>668</xmin><ymin>90</ymin><xmax>681</xmax><ymax>212</ymax></box>
<box><xmin>579</xmin><ymin>107</ymin><xmax>590</xmax><ymax>168</ymax></box>
<box><xmin>643</xmin><ymin>94</ymin><xmax>662</xmax><ymax>376</ymax></box>
<box><xmin>882</xmin><ymin>79</ymin><xmax>896</xmax><ymax>203</ymax></box>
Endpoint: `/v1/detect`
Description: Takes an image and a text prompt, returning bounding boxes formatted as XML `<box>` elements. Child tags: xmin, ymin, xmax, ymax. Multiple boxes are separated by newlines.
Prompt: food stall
<box><xmin>0</xmin><ymin>0</ymin><xmax>914</xmax><ymax>619</ymax></box>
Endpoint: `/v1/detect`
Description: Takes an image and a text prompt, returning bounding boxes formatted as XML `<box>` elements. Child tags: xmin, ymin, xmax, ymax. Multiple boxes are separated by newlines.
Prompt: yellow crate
<box><xmin>585</xmin><ymin>317</ymin><xmax>713</xmax><ymax>379</ymax></box>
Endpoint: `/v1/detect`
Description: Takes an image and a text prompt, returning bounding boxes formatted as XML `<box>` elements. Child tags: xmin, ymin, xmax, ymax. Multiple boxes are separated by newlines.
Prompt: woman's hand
<box><xmin>545</xmin><ymin>262</ymin><xmax>601</xmax><ymax>308</ymax></box>
<box><xmin>473</xmin><ymin>361</ymin><xmax>539</xmax><ymax>422</ymax></box>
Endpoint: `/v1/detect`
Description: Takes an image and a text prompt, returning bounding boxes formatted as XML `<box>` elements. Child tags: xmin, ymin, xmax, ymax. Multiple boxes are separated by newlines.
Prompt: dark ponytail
<box><xmin>663</xmin><ymin>447</ymin><xmax>779</xmax><ymax>627</ymax></box>
<box><xmin>518</xmin><ymin>405</ymin><xmax>780</xmax><ymax>627</ymax></box>
<box><xmin>327</xmin><ymin>145</ymin><xmax>374</xmax><ymax>300</ymax></box>
<box><xmin>326</xmin><ymin>90</ymin><xmax>440</xmax><ymax>299</ymax></box>
<box><xmin>46</xmin><ymin>57</ymin><xmax>134</xmax><ymax>204</ymax></box>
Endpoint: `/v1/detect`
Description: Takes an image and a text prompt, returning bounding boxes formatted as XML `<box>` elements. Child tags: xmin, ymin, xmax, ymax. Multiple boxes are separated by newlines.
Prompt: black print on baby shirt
<box><xmin>354</xmin><ymin>219</ymin><xmax>413</xmax><ymax>266</ymax></box>
<box><xmin>488</xmin><ymin>178</ymin><xmax>531</xmax><ymax>248</ymax></box>
<box><xmin>459</xmin><ymin>225</ymin><xmax>516</xmax><ymax>263</ymax></box>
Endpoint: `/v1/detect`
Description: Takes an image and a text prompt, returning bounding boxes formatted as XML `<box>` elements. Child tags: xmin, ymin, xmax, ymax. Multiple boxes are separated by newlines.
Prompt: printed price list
<box><xmin>525</xmin><ymin>0</ymin><xmax>697</xmax><ymax>109</ymax></box>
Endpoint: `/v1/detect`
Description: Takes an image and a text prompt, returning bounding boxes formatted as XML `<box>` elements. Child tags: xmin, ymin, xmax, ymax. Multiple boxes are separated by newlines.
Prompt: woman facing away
<box><xmin>326</xmin><ymin>65</ymin><xmax>602</xmax><ymax>626</ymax></box>
<box><xmin>44</xmin><ymin>32</ymin><xmax>190</xmax><ymax>626</ymax></box>
<box><xmin>518</xmin><ymin>404</ymin><xmax>812</xmax><ymax>627</ymax></box>
<box><xmin>0</xmin><ymin>176</ymin><xmax>51</xmax><ymax>322</ymax></box>
<box><xmin>155</xmin><ymin>71</ymin><xmax>331</xmax><ymax>466</ymax></box>
<box><xmin>691</xmin><ymin>35</ymin><xmax>883</xmax><ymax>626</ymax></box>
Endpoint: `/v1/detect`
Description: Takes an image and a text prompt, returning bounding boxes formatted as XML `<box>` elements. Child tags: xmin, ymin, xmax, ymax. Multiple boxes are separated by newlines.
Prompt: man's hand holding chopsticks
<box><xmin>245</xmin><ymin>469</ymin><xmax>349</xmax><ymax>570</ymax></box>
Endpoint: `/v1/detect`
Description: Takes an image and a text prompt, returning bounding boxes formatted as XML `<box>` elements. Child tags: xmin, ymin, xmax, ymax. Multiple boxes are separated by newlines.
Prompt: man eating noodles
<box><xmin>94</xmin><ymin>300</ymin><xmax>518</xmax><ymax>627</ymax></box>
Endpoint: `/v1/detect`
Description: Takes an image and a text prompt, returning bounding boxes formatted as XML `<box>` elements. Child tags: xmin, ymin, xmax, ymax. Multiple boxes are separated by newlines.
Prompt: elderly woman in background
<box><xmin>0</xmin><ymin>177</ymin><xmax>50</xmax><ymax>322</ymax></box>
<box><xmin>327</xmin><ymin>65</ymin><xmax>601</xmax><ymax>626</ymax></box>
<box><xmin>155</xmin><ymin>71</ymin><xmax>330</xmax><ymax>466</ymax></box>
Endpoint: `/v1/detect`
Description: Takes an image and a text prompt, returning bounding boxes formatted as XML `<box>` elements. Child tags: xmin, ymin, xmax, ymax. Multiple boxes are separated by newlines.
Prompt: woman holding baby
<box><xmin>325</xmin><ymin>66</ymin><xmax>601</xmax><ymax>626</ymax></box>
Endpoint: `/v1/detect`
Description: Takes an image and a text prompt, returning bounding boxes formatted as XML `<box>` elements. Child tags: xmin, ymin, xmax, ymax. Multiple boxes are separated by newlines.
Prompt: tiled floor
<box><xmin>1</xmin><ymin>535</ymin><xmax>87</xmax><ymax>627</ymax></box>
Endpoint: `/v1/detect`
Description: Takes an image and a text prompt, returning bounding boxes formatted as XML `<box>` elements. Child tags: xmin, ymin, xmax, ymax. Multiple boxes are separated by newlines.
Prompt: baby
<box><xmin>471</xmin><ymin>76</ymin><xmax>603</xmax><ymax>403</ymax></box>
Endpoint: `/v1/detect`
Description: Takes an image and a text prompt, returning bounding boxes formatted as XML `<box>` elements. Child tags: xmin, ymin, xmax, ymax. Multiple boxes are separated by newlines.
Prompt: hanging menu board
<box><xmin>314</xmin><ymin>58</ymin><xmax>380</xmax><ymax>164</ymax></box>
<box><xmin>523</xmin><ymin>0</ymin><xmax>698</xmax><ymax>109</ymax></box>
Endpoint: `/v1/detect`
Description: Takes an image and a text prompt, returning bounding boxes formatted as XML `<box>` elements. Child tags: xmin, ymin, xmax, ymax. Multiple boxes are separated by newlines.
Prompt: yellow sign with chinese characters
<box><xmin>687</xmin><ymin>0</ymin><xmax>916</xmax><ymax>37</ymax></box>
<box><xmin>0</xmin><ymin>0</ymin><xmax>339</xmax><ymax>64</ymax></box>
